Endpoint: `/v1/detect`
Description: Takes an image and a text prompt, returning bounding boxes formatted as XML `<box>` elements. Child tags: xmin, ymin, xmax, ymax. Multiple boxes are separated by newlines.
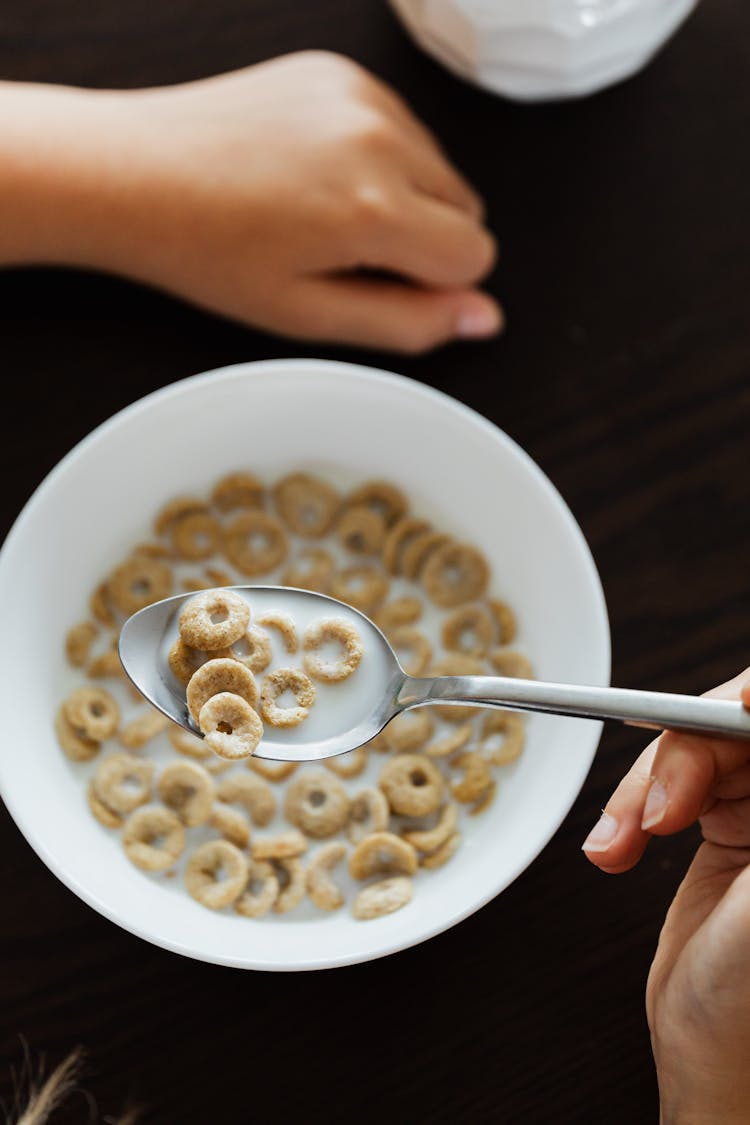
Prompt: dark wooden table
<box><xmin>1</xmin><ymin>2</ymin><xmax>749</xmax><ymax>1121</ymax></box>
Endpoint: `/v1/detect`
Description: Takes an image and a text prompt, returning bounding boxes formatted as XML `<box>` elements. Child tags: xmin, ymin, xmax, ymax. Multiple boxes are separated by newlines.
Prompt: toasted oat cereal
<box><xmin>347</xmin><ymin>480</ymin><xmax>407</xmax><ymax>527</ymax></box>
<box><xmin>255</xmin><ymin>610</ymin><xmax>298</xmax><ymax>654</ymax></box>
<box><xmin>260</xmin><ymin>667</ymin><xmax>315</xmax><ymax>728</ymax></box>
<box><xmin>402</xmin><ymin>803</ymin><xmax>459</xmax><ymax>853</ymax></box>
<box><xmin>158</xmin><ymin>760</ymin><xmax>215</xmax><ymax>826</ymax></box>
<box><xmin>352</xmin><ymin>876</ymin><xmax>413</xmax><ymax>920</ymax></box>
<box><xmin>211</xmin><ymin>471</ymin><xmax>265</xmax><ymax>512</ymax></box>
<box><xmin>401</xmin><ymin>530</ymin><xmax>451</xmax><ymax>581</ymax></box>
<box><xmin>90</xmin><ymin>582</ymin><xmax>116</xmax><ymax>627</ymax></box>
<box><xmin>382</xmin><ymin>517</ymin><xmax>431</xmax><ymax>575</ymax></box>
<box><xmin>186</xmin><ymin>658</ymin><xmax>258</xmax><ymax>722</ymax></box>
<box><xmin>329</xmin><ymin>566</ymin><xmax>389</xmax><ymax>615</ymax></box>
<box><xmin>441</xmin><ymin>603</ymin><xmax>496</xmax><ymax>658</ymax></box>
<box><xmin>281</xmin><ymin>546</ymin><xmax>335</xmax><ymax>593</ymax></box>
<box><xmin>384</xmin><ymin>709</ymin><xmax>435</xmax><ymax>753</ymax></box>
<box><xmin>108</xmin><ymin>554</ymin><xmax>173</xmax><ymax>615</ymax></box>
<box><xmin>349</xmin><ymin>832</ymin><xmax>417</xmax><ymax>879</ymax></box>
<box><xmin>422</xmin><ymin>541</ymin><xmax>489</xmax><ymax>607</ymax></box>
<box><xmin>389</xmin><ymin>626</ymin><xmax>432</xmax><ymax>676</ymax></box>
<box><xmin>480</xmin><ymin>710</ymin><xmax>525</xmax><ymax>765</ymax></box>
<box><xmin>94</xmin><ymin>752</ymin><xmax>154</xmax><ymax>815</ymax></box>
<box><xmin>179</xmin><ymin>589</ymin><xmax>250</xmax><ymax>651</ymax></box>
<box><xmin>248</xmin><ymin>758</ymin><xmax>298</xmax><ymax>783</ymax></box>
<box><xmin>216</xmin><ymin>772</ymin><xmax>275</xmax><ymax>826</ymax></box>
<box><xmin>324</xmin><ymin>747</ymin><xmax>368</xmax><ymax>779</ymax></box>
<box><xmin>65</xmin><ymin>621</ymin><xmax>98</xmax><ymax>668</ymax></box>
<box><xmin>425</xmin><ymin>722</ymin><xmax>474</xmax><ymax>758</ymax></box>
<box><xmin>168</xmin><ymin>725</ymin><xmax>212</xmax><ymax>761</ymax></box>
<box><xmin>123</xmin><ymin>805</ymin><xmax>185</xmax><ymax>872</ymax></box>
<box><xmin>430</xmin><ymin>654</ymin><xmax>486</xmax><ymax>723</ymax></box>
<box><xmin>64</xmin><ymin>686</ymin><xmax>120</xmax><ymax>742</ymax></box>
<box><xmin>421</xmin><ymin>832</ymin><xmax>461</xmax><ymax>869</ymax></box>
<box><xmin>488</xmin><ymin>648</ymin><xmax>534</xmax><ymax>680</ymax></box>
<box><xmin>451</xmin><ymin>752</ymin><xmax>493</xmax><ymax>805</ymax></box>
<box><xmin>87</xmin><ymin>780</ymin><xmax>122</xmax><ymax>829</ymax></box>
<box><xmin>168</xmin><ymin>637</ymin><xmax>208</xmax><ymax>686</ymax></box>
<box><xmin>272</xmin><ymin>856</ymin><xmax>306</xmax><ymax>913</ymax></box>
<box><xmin>284</xmin><ymin>771</ymin><xmax>350</xmax><ymax>838</ymax></box>
<box><xmin>251</xmin><ymin>830</ymin><xmax>308</xmax><ymax>860</ymax></box>
<box><xmin>469</xmin><ymin>779</ymin><xmax>497</xmax><ymax>816</ymax></box>
<box><xmin>302</xmin><ymin>617</ymin><xmax>363</xmax><ymax>683</ymax></box>
<box><xmin>87</xmin><ymin>645</ymin><xmax>123</xmax><ymax>681</ymax></box>
<box><xmin>488</xmin><ymin>599</ymin><xmax>517</xmax><ymax>645</ymax></box>
<box><xmin>373</xmin><ymin>596</ymin><xmax>423</xmax><ymax>632</ymax></box>
<box><xmin>185</xmin><ymin>840</ymin><xmax>248</xmax><ymax>910</ymax></box>
<box><xmin>306</xmin><ymin>842</ymin><xmax>347</xmax><ymax>911</ymax></box>
<box><xmin>171</xmin><ymin>512</ymin><xmax>221</xmax><ymax>561</ymax></box>
<box><xmin>199</xmin><ymin>693</ymin><xmax>263</xmax><ymax>760</ymax></box>
<box><xmin>379</xmin><ymin>754</ymin><xmax>444</xmax><ymax>817</ymax></box>
<box><xmin>348</xmin><ymin>787</ymin><xmax>390</xmax><ymax>844</ymax></box>
<box><xmin>223</xmin><ymin>511</ymin><xmax>288</xmax><ymax>575</ymax></box>
<box><xmin>204</xmin><ymin>566</ymin><xmax>235</xmax><ymax>588</ymax></box>
<box><xmin>235</xmin><ymin>859</ymin><xmax>279</xmax><ymax>918</ymax></box>
<box><xmin>55</xmin><ymin>706</ymin><xmax>100</xmax><ymax>762</ymax></box>
<box><xmin>154</xmin><ymin>496</ymin><xmax>208</xmax><ymax>537</ymax></box>
<box><xmin>336</xmin><ymin>505</ymin><xmax>386</xmax><ymax>556</ymax></box>
<box><xmin>210</xmin><ymin>802</ymin><xmax>251</xmax><ymax>849</ymax></box>
<box><xmin>223</xmin><ymin>624</ymin><xmax>273</xmax><ymax>674</ymax></box>
<box><xmin>273</xmin><ymin>473</ymin><xmax>340</xmax><ymax>538</ymax></box>
<box><xmin>119</xmin><ymin>709</ymin><xmax>169</xmax><ymax>750</ymax></box>
<box><xmin>181</xmin><ymin>575</ymin><xmax>212</xmax><ymax>593</ymax></box>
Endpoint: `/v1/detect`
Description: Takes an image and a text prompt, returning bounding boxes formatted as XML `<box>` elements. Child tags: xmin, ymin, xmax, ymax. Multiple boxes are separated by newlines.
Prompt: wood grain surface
<box><xmin>1</xmin><ymin>1</ymin><xmax>749</xmax><ymax>1121</ymax></box>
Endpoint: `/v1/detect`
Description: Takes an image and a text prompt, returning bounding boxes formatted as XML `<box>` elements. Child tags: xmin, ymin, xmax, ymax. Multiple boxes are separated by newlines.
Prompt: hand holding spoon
<box><xmin>119</xmin><ymin>586</ymin><xmax>750</xmax><ymax>763</ymax></box>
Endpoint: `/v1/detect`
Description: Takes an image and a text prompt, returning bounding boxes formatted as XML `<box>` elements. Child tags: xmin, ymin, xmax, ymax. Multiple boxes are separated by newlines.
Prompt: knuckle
<box><xmin>349</xmin><ymin>180</ymin><xmax>397</xmax><ymax>232</ymax></box>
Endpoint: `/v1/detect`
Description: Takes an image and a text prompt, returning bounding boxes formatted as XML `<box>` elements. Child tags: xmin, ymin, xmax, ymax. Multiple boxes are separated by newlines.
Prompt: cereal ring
<box><xmin>157</xmin><ymin>760</ymin><xmax>215</xmax><ymax>826</ymax></box>
<box><xmin>199</xmin><ymin>693</ymin><xmax>264</xmax><ymax>760</ymax></box>
<box><xmin>251</xmin><ymin>830</ymin><xmax>308</xmax><ymax>860</ymax></box>
<box><xmin>488</xmin><ymin>648</ymin><xmax>534</xmax><ymax>680</ymax></box>
<box><xmin>273</xmin><ymin>473</ymin><xmax>340</xmax><ymax>538</ymax></box>
<box><xmin>87</xmin><ymin>780</ymin><xmax>122</xmax><ymax>828</ymax></box>
<box><xmin>222</xmin><ymin>624</ymin><xmax>273</xmax><ymax>674</ymax></box>
<box><xmin>223</xmin><ymin>510</ymin><xmax>288</xmax><ymax>576</ymax></box>
<box><xmin>260</xmin><ymin>668</ymin><xmax>315</xmax><ymax>728</ymax></box>
<box><xmin>480</xmin><ymin>710</ymin><xmax>525</xmax><ymax>765</ymax></box>
<box><xmin>255</xmin><ymin>611</ymin><xmax>298</xmax><ymax>654</ymax></box>
<box><xmin>171</xmin><ymin>512</ymin><xmax>221</xmax><ymax>561</ymax></box>
<box><xmin>168</xmin><ymin>637</ymin><xmax>209</xmax><ymax>686</ymax></box>
<box><xmin>181</xmin><ymin>576</ymin><xmax>212</xmax><ymax>593</ymax></box>
<box><xmin>55</xmin><ymin>706</ymin><xmax>100</xmax><ymax>762</ymax></box>
<box><xmin>441</xmin><ymin>603</ymin><xmax>497</xmax><ymax>658</ymax></box>
<box><xmin>336</xmin><ymin>505</ymin><xmax>386</xmax><ymax>556</ymax></box>
<box><xmin>384</xmin><ymin>710</ymin><xmax>434</xmax><ymax>753</ymax></box>
<box><xmin>186</xmin><ymin>658</ymin><xmax>258</xmax><ymax>722</ymax></box>
<box><xmin>248</xmin><ymin>758</ymin><xmax>298</xmax><ymax>783</ymax></box>
<box><xmin>64</xmin><ymin>686</ymin><xmax>120</xmax><ymax>741</ymax></box>
<box><xmin>421</xmin><ymin>832</ymin><xmax>462</xmax><ymax>869</ymax></box>
<box><xmin>217</xmin><ymin>772</ymin><xmax>275</xmax><ymax>826</ymax></box>
<box><xmin>348</xmin><ymin>787</ymin><xmax>390</xmax><ymax>844</ymax></box>
<box><xmin>186</xmin><ymin>840</ymin><xmax>248</xmax><ymax>910</ymax></box>
<box><xmin>211</xmin><ymin>471</ymin><xmax>265</xmax><ymax>512</ymax></box>
<box><xmin>488</xmin><ymin>599</ymin><xmax>517</xmax><ymax>645</ymax></box>
<box><xmin>373</xmin><ymin>596</ymin><xmax>423</xmax><ymax>632</ymax></box>
<box><xmin>389</xmin><ymin>626</ymin><xmax>432</xmax><ymax>676</ymax></box>
<box><xmin>179</xmin><ymin>589</ymin><xmax>250</xmax><ymax>651</ymax></box>
<box><xmin>65</xmin><ymin>621</ymin><xmax>98</xmax><ymax>668</ymax></box>
<box><xmin>403</xmin><ymin>803</ymin><xmax>459</xmax><ymax>853</ymax></box>
<box><xmin>430</xmin><ymin>655</ymin><xmax>486</xmax><ymax>723</ymax></box>
<box><xmin>306</xmin><ymin>842</ymin><xmax>347</xmax><ymax>911</ymax></box>
<box><xmin>168</xmin><ymin>725</ymin><xmax>212</xmax><ymax>761</ymax></box>
<box><xmin>123</xmin><ymin>805</ymin><xmax>185</xmax><ymax>872</ymax></box>
<box><xmin>365</xmin><ymin>732</ymin><xmax>391</xmax><ymax>753</ymax></box>
<box><xmin>348</xmin><ymin>832</ymin><xmax>417</xmax><ymax>879</ymax></box>
<box><xmin>401</xmin><ymin>531</ymin><xmax>451</xmax><ymax>581</ymax></box>
<box><xmin>235</xmin><ymin>859</ymin><xmax>279</xmax><ymax>918</ymax></box>
<box><xmin>352</xmin><ymin>876</ymin><xmax>413</xmax><ymax>920</ymax></box>
<box><xmin>90</xmin><ymin>582</ymin><xmax>116</xmax><ymax>627</ymax></box>
<box><xmin>272</xmin><ymin>856</ymin><xmax>306</xmax><ymax>914</ymax></box>
<box><xmin>324</xmin><ymin>748</ymin><xmax>368</xmax><ymax>779</ymax></box>
<box><xmin>347</xmin><ymin>480</ymin><xmax>408</xmax><ymax>527</ymax></box>
<box><xmin>379</xmin><ymin>755</ymin><xmax>444</xmax><ymax>817</ymax></box>
<box><xmin>281</xmin><ymin>547</ymin><xmax>335</xmax><ymax>593</ymax></box>
<box><xmin>470</xmin><ymin>779</ymin><xmax>497</xmax><ymax>816</ymax></box>
<box><xmin>422</xmin><ymin>541</ymin><xmax>489</xmax><ymax>607</ymax></box>
<box><xmin>302</xmin><ymin>618</ymin><xmax>363</xmax><ymax>683</ymax></box>
<box><xmin>133</xmin><ymin>541</ymin><xmax>174</xmax><ymax>560</ymax></box>
<box><xmin>284</xmin><ymin>771</ymin><xmax>350</xmax><ymax>838</ymax></box>
<box><xmin>329</xmin><ymin>567</ymin><xmax>389</xmax><ymax>615</ymax></box>
<box><xmin>94</xmin><ymin>752</ymin><xmax>154</xmax><ymax>814</ymax></box>
<box><xmin>119</xmin><ymin>709</ymin><xmax>169</xmax><ymax>750</ymax></box>
<box><xmin>108</xmin><ymin>555</ymin><xmax>173</xmax><ymax>615</ymax></box>
<box><xmin>210</xmin><ymin>802</ymin><xmax>251</xmax><ymax>848</ymax></box>
<box><xmin>204</xmin><ymin>566</ymin><xmax>235</xmax><ymax>588</ymax></box>
<box><xmin>425</xmin><ymin>721</ymin><xmax>474</xmax><ymax>758</ymax></box>
<box><xmin>451</xmin><ymin>752</ymin><xmax>493</xmax><ymax>804</ymax></box>
<box><xmin>382</xmin><ymin>518</ymin><xmax>430</xmax><ymax>575</ymax></box>
<box><xmin>87</xmin><ymin>645</ymin><xmax>123</xmax><ymax>681</ymax></box>
<box><xmin>153</xmin><ymin>496</ymin><xmax>208</xmax><ymax>537</ymax></box>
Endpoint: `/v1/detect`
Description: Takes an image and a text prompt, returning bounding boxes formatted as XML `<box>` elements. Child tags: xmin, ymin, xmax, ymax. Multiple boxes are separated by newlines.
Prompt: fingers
<box><xmin>290</xmin><ymin>276</ymin><xmax>503</xmax><ymax>353</ymax></box>
<box><xmin>582</xmin><ymin>739</ymin><xmax>658</xmax><ymax>873</ymax></box>
<box><xmin>403</xmin><ymin>144</ymin><xmax>485</xmax><ymax>221</ymax></box>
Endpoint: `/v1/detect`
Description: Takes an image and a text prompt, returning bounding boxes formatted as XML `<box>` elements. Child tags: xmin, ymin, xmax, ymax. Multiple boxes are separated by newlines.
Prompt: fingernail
<box><xmin>456</xmin><ymin>303</ymin><xmax>502</xmax><ymax>339</ymax></box>
<box><xmin>642</xmin><ymin>779</ymin><xmax>668</xmax><ymax>830</ymax></box>
<box><xmin>582</xmin><ymin>811</ymin><xmax>618</xmax><ymax>853</ymax></box>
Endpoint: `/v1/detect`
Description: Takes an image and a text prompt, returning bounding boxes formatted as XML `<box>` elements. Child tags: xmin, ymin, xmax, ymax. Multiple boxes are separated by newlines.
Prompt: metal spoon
<box><xmin>119</xmin><ymin>586</ymin><xmax>750</xmax><ymax>763</ymax></box>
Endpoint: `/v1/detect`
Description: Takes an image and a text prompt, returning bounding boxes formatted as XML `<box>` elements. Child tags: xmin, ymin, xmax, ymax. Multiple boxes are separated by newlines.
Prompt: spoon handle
<box><xmin>399</xmin><ymin>675</ymin><xmax>750</xmax><ymax>740</ymax></box>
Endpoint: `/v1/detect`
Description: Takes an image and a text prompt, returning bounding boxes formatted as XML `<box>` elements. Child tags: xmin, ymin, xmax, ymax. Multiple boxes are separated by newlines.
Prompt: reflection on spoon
<box><xmin>119</xmin><ymin>586</ymin><xmax>750</xmax><ymax>763</ymax></box>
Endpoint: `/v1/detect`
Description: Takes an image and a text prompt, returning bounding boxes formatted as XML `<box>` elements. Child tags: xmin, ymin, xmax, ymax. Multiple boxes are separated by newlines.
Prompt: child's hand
<box><xmin>583</xmin><ymin>670</ymin><xmax>750</xmax><ymax>1125</ymax></box>
<box><xmin>8</xmin><ymin>52</ymin><xmax>499</xmax><ymax>351</ymax></box>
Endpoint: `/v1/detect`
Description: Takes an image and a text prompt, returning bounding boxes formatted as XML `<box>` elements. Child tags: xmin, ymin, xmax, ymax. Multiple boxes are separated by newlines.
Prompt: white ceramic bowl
<box><xmin>389</xmin><ymin>0</ymin><xmax>698</xmax><ymax>101</ymax></box>
<box><xmin>0</xmin><ymin>360</ymin><xmax>610</xmax><ymax>970</ymax></box>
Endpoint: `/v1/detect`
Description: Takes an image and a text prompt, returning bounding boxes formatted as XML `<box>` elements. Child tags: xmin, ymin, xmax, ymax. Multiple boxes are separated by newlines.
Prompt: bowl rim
<box><xmin>0</xmin><ymin>358</ymin><xmax>611</xmax><ymax>970</ymax></box>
